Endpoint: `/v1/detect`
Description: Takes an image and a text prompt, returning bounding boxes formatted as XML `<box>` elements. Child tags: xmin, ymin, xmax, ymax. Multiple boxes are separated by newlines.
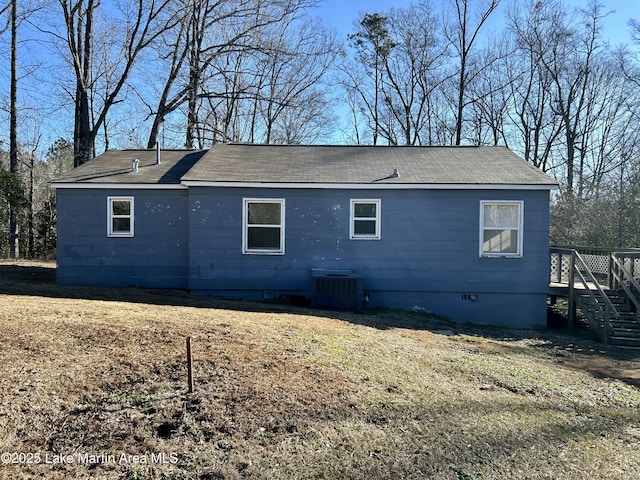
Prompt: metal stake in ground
<box><xmin>186</xmin><ymin>336</ymin><xmax>194</xmax><ymax>393</ymax></box>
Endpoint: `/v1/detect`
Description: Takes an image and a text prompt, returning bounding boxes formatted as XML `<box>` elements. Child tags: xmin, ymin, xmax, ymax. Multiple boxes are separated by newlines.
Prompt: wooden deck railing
<box><xmin>551</xmin><ymin>246</ymin><xmax>640</xmax><ymax>288</ymax></box>
<box><xmin>550</xmin><ymin>247</ymin><xmax>640</xmax><ymax>343</ymax></box>
<box><xmin>611</xmin><ymin>253</ymin><xmax>640</xmax><ymax>313</ymax></box>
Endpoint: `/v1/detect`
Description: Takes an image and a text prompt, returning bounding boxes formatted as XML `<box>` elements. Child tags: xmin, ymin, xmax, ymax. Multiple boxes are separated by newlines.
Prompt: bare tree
<box><xmin>620</xmin><ymin>20</ymin><xmax>640</xmax><ymax>99</ymax></box>
<box><xmin>8</xmin><ymin>0</ymin><xmax>19</xmax><ymax>257</ymax></box>
<box><xmin>54</xmin><ymin>0</ymin><xmax>179</xmax><ymax>166</ymax></box>
<box><xmin>465</xmin><ymin>36</ymin><xmax>513</xmax><ymax>146</ymax></box>
<box><xmin>271</xmin><ymin>94</ymin><xmax>334</xmax><ymax>144</ymax></box>
<box><xmin>506</xmin><ymin>0</ymin><xmax>564</xmax><ymax>171</ymax></box>
<box><xmin>443</xmin><ymin>0</ymin><xmax>500</xmax><ymax>145</ymax></box>
<box><xmin>22</xmin><ymin>134</ymin><xmax>39</xmax><ymax>258</ymax></box>
<box><xmin>341</xmin><ymin>81</ymin><xmax>363</xmax><ymax>144</ymax></box>
<box><xmin>143</xmin><ymin>0</ymin><xmax>320</xmax><ymax>149</ymax></box>
<box><xmin>37</xmin><ymin>139</ymin><xmax>73</xmax><ymax>257</ymax></box>
<box><xmin>346</xmin><ymin>12</ymin><xmax>397</xmax><ymax>145</ymax></box>
<box><xmin>527</xmin><ymin>1</ymin><xmax>612</xmax><ymax>197</ymax></box>
<box><xmin>383</xmin><ymin>2</ymin><xmax>448</xmax><ymax>145</ymax></box>
<box><xmin>244</xmin><ymin>17</ymin><xmax>337</xmax><ymax>143</ymax></box>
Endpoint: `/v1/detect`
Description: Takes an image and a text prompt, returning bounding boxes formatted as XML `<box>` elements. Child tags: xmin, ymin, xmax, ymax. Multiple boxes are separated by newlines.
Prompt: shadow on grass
<box><xmin>0</xmin><ymin>262</ymin><xmax>619</xmax><ymax>336</ymax></box>
<box><xmin>0</xmin><ymin>263</ymin><xmax>523</xmax><ymax>333</ymax></box>
<box><xmin>3</xmin><ymin>262</ymin><xmax>640</xmax><ymax>388</ymax></box>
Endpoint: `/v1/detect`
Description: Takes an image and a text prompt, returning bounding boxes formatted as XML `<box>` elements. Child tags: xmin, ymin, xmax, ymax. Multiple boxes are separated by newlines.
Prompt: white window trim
<box><xmin>107</xmin><ymin>196</ymin><xmax>134</xmax><ymax>237</ymax></box>
<box><xmin>350</xmin><ymin>199</ymin><xmax>381</xmax><ymax>240</ymax></box>
<box><xmin>479</xmin><ymin>200</ymin><xmax>523</xmax><ymax>258</ymax></box>
<box><xmin>242</xmin><ymin>198</ymin><xmax>285</xmax><ymax>255</ymax></box>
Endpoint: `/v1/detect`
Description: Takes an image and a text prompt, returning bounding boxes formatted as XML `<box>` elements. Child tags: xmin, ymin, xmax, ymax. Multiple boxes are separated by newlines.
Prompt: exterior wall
<box><xmin>369</xmin><ymin>292</ymin><xmax>547</xmax><ymax>327</ymax></box>
<box><xmin>56</xmin><ymin>189</ymin><xmax>189</xmax><ymax>288</ymax></box>
<box><xmin>188</xmin><ymin>187</ymin><xmax>551</xmax><ymax>326</ymax></box>
<box><xmin>56</xmin><ymin>185</ymin><xmax>551</xmax><ymax>326</ymax></box>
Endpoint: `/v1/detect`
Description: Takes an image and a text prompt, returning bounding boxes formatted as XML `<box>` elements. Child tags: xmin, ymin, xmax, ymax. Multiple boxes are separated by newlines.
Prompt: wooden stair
<box><xmin>575</xmin><ymin>288</ymin><xmax>640</xmax><ymax>348</ymax></box>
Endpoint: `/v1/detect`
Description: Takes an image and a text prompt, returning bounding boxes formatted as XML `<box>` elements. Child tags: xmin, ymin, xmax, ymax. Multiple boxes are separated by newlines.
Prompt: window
<box><xmin>243</xmin><ymin>199</ymin><xmax>285</xmax><ymax>254</ymax></box>
<box><xmin>350</xmin><ymin>199</ymin><xmax>381</xmax><ymax>240</ymax></box>
<box><xmin>107</xmin><ymin>196</ymin><xmax>134</xmax><ymax>237</ymax></box>
<box><xmin>480</xmin><ymin>201</ymin><xmax>523</xmax><ymax>257</ymax></box>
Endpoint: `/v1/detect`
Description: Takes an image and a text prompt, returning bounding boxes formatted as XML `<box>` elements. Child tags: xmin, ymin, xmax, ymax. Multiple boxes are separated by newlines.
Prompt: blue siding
<box><xmin>56</xmin><ymin>189</ymin><xmax>189</xmax><ymax>288</ymax></box>
<box><xmin>371</xmin><ymin>291</ymin><xmax>547</xmax><ymax>327</ymax></box>
<box><xmin>188</xmin><ymin>187</ymin><xmax>550</xmax><ymax>326</ymax></box>
<box><xmin>56</xmin><ymin>185</ymin><xmax>551</xmax><ymax>326</ymax></box>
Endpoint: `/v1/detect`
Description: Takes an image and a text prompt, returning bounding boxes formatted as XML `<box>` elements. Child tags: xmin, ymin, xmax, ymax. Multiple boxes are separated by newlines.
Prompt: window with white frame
<box><xmin>243</xmin><ymin>199</ymin><xmax>285</xmax><ymax>254</ymax></box>
<box><xmin>480</xmin><ymin>201</ymin><xmax>523</xmax><ymax>257</ymax></box>
<box><xmin>350</xmin><ymin>199</ymin><xmax>381</xmax><ymax>240</ymax></box>
<box><xmin>107</xmin><ymin>196</ymin><xmax>134</xmax><ymax>237</ymax></box>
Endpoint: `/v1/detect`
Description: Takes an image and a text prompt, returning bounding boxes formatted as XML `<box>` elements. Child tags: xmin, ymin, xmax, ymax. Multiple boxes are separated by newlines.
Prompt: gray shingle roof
<box><xmin>184</xmin><ymin>144</ymin><xmax>557</xmax><ymax>186</ymax></box>
<box><xmin>51</xmin><ymin>149</ymin><xmax>207</xmax><ymax>185</ymax></box>
<box><xmin>51</xmin><ymin>144</ymin><xmax>558</xmax><ymax>188</ymax></box>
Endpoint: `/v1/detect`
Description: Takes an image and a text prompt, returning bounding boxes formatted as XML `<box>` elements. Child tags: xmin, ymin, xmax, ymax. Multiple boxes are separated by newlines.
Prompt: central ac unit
<box><xmin>311</xmin><ymin>270</ymin><xmax>363</xmax><ymax>313</ymax></box>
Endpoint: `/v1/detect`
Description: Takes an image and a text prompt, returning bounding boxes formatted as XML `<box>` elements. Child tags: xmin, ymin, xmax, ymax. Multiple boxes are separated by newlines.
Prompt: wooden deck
<box><xmin>549</xmin><ymin>281</ymin><xmax>604</xmax><ymax>297</ymax></box>
<box><xmin>548</xmin><ymin>247</ymin><xmax>640</xmax><ymax>347</ymax></box>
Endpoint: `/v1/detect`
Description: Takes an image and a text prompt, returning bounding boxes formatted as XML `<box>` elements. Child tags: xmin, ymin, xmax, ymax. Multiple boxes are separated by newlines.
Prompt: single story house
<box><xmin>51</xmin><ymin>144</ymin><xmax>558</xmax><ymax>326</ymax></box>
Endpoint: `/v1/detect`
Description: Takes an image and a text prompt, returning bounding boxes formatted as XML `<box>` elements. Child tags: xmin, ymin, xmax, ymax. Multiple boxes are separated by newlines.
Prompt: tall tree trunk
<box><xmin>448</xmin><ymin>0</ymin><xmax>500</xmax><ymax>146</ymax></box>
<box><xmin>185</xmin><ymin>67</ymin><xmax>199</xmax><ymax>149</ymax></box>
<box><xmin>73</xmin><ymin>0</ymin><xmax>94</xmax><ymax>167</ymax></box>
<box><xmin>27</xmin><ymin>154</ymin><xmax>34</xmax><ymax>259</ymax></box>
<box><xmin>185</xmin><ymin>21</ymin><xmax>200</xmax><ymax>149</ymax></box>
<box><xmin>64</xmin><ymin>0</ymin><xmax>175</xmax><ymax>162</ymax></box>
<box><xmin>454</xmin><ymin>53</ymin><xmax>466</xmax><ymax>145</ymax></box>
<box><xmin>74</xmin><ymin>80</ymin><xmax>92</xmax><ymax>167</ymax></box>
<box><xmin>9</xmin><ymin>0</ymin><xmax>19</xmax><ymax>258</ymax></box>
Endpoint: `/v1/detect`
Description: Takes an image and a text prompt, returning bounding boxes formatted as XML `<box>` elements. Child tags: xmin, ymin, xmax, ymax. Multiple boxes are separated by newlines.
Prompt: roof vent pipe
<box><xmin>132</xmin><ymin>158</ymin><xmax>140</xmax><ymax>173</ymax></box>
<box><xmin>392</xmin><ymin>168</ymin><xmax>399</xmax><ymax>178</ymax></box>
<box><xmin>155</xmin><ymin>141</ymin><xmax>161</xmax><ymax>165</ymax></box>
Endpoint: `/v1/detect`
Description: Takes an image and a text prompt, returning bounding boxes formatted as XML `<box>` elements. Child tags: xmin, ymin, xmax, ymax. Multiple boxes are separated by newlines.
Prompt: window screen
<box><xmin>351</xmin><ymin>200</ymin><xmax>381</xmax><ymax>240</ymax></box>
<box><xmin>107</xmin><ymin>197</ymin><xmax>134</xmax><ymax>237</ymax></box>
<box><xmin>244</xmin><ymin>199</ymin><xmax>284</xmax><ymax>254</ymax></box>
<box><xmin>480</xmin><ymin>201</ymin><xmax>523</xmax><ymax>257</ymax></box>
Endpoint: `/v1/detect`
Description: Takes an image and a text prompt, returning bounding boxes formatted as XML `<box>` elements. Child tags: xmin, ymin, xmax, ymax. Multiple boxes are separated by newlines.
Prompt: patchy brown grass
<box><xmin>1</xmin><ymin>260</ymin><xmax>640</xmax><ymax>479</ymax></box>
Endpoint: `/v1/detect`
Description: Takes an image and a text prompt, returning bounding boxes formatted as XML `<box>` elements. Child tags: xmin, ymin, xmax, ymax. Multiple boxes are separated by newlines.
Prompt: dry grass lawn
<box><xmin>1</xmin><ymin>260</ymin><xmax>640</xmax><ymax>479</ymax></box>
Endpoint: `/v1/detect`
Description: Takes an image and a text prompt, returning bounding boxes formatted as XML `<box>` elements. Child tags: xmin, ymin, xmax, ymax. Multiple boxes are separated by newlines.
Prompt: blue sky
<box><xmin>2</xmin><ymin>0</ymin><xmax>637</xmax><ymax>154</ymax></box>
<box><xmin>314</xmin><ymin>0</ymin><xmax>639</xmax><ymax>46</ymax></box>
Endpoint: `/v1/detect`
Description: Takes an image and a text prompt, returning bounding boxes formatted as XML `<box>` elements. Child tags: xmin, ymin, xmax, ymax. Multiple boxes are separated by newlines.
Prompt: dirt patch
<box><xmin>562</xmin><ymin>352</ymin><xmax>640</xmax><ymax>388</ymax></box>
<box><xmin>546</xmin><ymin>302</ymin><xmax>640</xmax><ymax>388</ymax></box>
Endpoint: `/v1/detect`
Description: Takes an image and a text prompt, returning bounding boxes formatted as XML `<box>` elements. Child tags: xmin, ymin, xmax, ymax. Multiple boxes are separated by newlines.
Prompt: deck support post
<box><xmin>607</xmin><ymin>252</ymin><xmax>613</xmax><ymax>289</ymax></box>
<box><xmin>568</xmin><ymin>250</ymin><xmax>576</xmax><ymax>330</ymax></box>
<box><xmin>603</xmin><ymin>304</ymin><xmax>609</xmax><ymax>345</ymax></box>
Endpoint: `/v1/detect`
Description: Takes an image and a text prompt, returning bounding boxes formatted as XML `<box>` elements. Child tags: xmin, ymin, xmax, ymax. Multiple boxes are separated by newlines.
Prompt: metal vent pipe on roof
<box><xmin>132</xmin><ymin>158</ymin><xmax>140</xmax><ymax>173</ymax></box>
<box><xmin>155</xmin><ymin>142</ymin><xmax>161</xmax><ymax>165</ymax></box>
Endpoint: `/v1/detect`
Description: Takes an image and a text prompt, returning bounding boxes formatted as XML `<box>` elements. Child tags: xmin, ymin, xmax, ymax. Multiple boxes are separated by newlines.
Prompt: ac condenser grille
<box><xmin>311</xmin><ymin>273</ymin><xmax>363</xmax><ymax>312</ymax></box>
<box><xmin>315</xmin><ymin>276</ymin><xmax>358</xmax><ymax>295</ymax></box>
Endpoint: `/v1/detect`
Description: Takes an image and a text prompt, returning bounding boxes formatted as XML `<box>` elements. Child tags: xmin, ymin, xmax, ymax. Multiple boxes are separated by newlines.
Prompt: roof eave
<box><xmin>181</xmin><ymin>181</ymin><xmax>558</xmax><ymax>190</ymax></box>
<box><xmin>50</xmin><ymin>182</ymin><xmax>187</xmax><ymax>190</ymax></box>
